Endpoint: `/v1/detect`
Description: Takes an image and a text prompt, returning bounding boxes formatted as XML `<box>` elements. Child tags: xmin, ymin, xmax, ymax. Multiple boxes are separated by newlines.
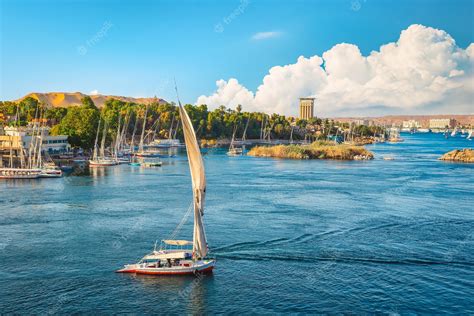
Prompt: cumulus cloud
<box><xmin>251</xmin><ymin>31</ymin><xmax>282</xmax><ymax>40</ymax></box>
<box><xmin>89</xmin><ymin>89</ymin><xmax>99</xmax><ymax>95</ymax></box>
<box><xmin>197</xmin><ymin>24</ymin><xmax>474</xmax><ymax>116</ymax></box>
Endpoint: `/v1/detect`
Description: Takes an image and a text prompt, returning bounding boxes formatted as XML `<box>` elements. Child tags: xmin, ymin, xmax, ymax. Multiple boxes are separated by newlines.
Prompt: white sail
<box><xmin>178</xmin><ymin>104</ymin><xmax>208</xmax><ymax>259</ymax></box>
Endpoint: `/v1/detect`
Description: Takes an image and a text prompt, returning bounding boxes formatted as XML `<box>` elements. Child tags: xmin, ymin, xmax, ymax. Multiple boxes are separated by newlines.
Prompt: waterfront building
<box><xmin>0</xmin><ymin>125</ymin><xmax>70</xmax><ymax>154</ymax></box>
<box><xmin>429</xmin><ymin>118</ymin><xmax>457</xmax><ymax>129</ymax></box>
<box><xmin>354</xmin><ymin>119</ymin><xmax>375</xmax><ymax>126</ymax></box>
<box><xmin>299</xmin><ymin>98</ymin><xmax>315</xmax><ymax>120</ymax></box>
<box><xmin>402</xmin><ymin>120</ymin><xmax>421</xmax><ymax>129</ymax></box>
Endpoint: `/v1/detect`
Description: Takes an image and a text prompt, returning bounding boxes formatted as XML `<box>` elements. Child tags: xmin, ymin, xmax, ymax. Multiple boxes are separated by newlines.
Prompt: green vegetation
<box><xmin>51</xmin><ymin>105</ymin><xmax>100</xmax><ymax>149</ymax></box>
<box><xmin>0</xmin><ymin>97</ymin><xmax>386</xmax><ymax>151</ymax></box>
<box><xmin>248</xmin><ymin>141</ymin><xmax>374</xmax><ymax>160</ymax></box>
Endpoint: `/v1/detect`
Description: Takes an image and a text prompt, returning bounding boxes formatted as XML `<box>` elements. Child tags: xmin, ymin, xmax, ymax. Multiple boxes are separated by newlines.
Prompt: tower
<box><xmin>299</xmin><ymin>97</ymin><xmax>315</xmax><ymax>120</ymax></box>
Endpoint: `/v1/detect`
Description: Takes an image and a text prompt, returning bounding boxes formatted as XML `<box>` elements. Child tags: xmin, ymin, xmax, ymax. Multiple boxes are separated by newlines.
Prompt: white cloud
<box><xmin>251</xmin><ymin>31</ymin><xmax>282</xmax><ymax>41</ymax></box>
<box><xmin>89</xmin><ymin>90</ymin><xmax>99</xmax><ymax>95</ymax></box>
<box><xmin>197</xmin><ymin>24</ymin><xmax>474</xmax><ymax>116</ymax></box>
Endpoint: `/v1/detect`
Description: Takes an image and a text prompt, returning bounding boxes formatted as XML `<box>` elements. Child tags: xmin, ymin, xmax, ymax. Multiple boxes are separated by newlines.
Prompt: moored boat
<box><xmin>0</xmin><ymin>168</ymin><xmax>42</xmax><ymax>179</ymax></box>
<box><xmin>89</xmin><ymin>159</ymin><xmax>117</xmax><ymax>167</ymax></box>
<box><xmin>89</xmin><ymin>118</ymin><xmax>118</xmax><ymax>167</ymax></box>
<box><xmin>142</xmin><ymin>161</ymin><xmax>162</xmax><ymax>167</ymax></box>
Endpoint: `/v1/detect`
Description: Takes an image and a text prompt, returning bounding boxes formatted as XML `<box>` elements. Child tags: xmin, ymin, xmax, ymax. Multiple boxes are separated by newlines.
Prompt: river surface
<box><xmin>1</xmin><ymin>133</ymin><xmax>473</xmax><ymax>314</ymax></box>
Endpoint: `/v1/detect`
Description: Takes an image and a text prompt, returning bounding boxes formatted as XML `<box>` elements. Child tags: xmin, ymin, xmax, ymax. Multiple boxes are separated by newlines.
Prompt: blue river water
<box><xmin>0</xmin><ymin>133</ymin><xmax>473</xmax><ymax>314</ymax></box>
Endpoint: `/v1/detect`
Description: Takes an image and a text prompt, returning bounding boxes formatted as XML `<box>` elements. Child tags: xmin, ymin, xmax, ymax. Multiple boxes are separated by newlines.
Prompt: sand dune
<box><xmin>15</xmin><ymin>92</ymin><xmax>166</xmax><ymax>108</ymax></box>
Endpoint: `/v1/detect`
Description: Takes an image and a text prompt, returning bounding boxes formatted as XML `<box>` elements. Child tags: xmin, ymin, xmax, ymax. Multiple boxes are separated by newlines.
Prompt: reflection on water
<box><xmin>120</xmin><ymin>272</ymin><xmax>213</xmax><ymax>314</ymax></box>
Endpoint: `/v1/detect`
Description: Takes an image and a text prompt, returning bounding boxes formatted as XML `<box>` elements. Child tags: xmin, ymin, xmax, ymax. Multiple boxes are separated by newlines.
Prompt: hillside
<box><xmin>14</xmin><ymin>92</ymin><xmax>167</xmax><ymax>108</ymax></box>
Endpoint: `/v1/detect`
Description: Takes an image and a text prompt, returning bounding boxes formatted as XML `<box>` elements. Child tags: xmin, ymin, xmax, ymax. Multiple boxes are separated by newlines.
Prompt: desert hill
<box><xmin>15</xmin><ymin>92</ymin><xmax>167</xmax><ymax>108</ymax></box>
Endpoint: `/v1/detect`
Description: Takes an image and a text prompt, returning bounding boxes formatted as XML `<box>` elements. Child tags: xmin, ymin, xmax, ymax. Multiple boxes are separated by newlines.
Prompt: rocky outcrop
<box><xmin>439</xmin><ymin>149</ymin><xmax>474</xmax><ymax>163</ymax></box>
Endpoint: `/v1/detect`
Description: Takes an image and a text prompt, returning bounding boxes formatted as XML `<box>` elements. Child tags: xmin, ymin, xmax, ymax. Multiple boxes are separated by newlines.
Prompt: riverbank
<box><xmin>247</xmin><ymin>141</ymin><xmax>374</xmax><ymax>160</ymax></box>
<box><xmin>439</xmin><ymin>149</ymin><xmax>474</xmax><ymax>163</ymax></box>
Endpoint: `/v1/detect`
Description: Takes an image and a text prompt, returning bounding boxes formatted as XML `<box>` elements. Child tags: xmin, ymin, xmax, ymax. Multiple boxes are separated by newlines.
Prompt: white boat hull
<box><xmin>117</xmin><ymin>259</ymin><xmax>215</xmax><ymax>275</ymax></box>
<box><xmin>0</xmin><ymin>168</ymin><xmax>42</xmax><ymax>179</ymax></box>
<box><xmin>89</xmin><ymin>160</ymin><xmax>117</xmax><ymax>167</ymax></box>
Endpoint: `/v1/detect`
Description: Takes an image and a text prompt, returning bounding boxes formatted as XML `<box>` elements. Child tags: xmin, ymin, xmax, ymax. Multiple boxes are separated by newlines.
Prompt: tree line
<box><xmin>0</xmin><ymin>97</ymin><xmax>385</xmax><ymax>150</ymax></box>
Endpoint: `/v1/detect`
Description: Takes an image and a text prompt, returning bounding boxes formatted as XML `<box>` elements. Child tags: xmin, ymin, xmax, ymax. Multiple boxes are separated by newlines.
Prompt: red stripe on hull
<box><xmin>117</xmin><ymin>266</ymin><xmax>214</xmax><ymax>275</ymax></box>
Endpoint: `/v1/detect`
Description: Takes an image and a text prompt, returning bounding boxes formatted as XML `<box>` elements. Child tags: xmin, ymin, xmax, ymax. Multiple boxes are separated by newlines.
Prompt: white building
<box><xmin>354</xmin><ymin>119</ymin><xmax>375</xmax><ymax>126</ymax></box>
<box><xmin>429</xmin><ymin>118</ymin><xmax>457</xmax><ymax>129</ymax></box>
<box><xmin>402</xmin><ymin>120</ymin><xmax>421</xmax><ymax>129</ymax></box>
<box><xmin>1</xmin><ymin>125</ymin><xmax>70</xmax><ymax>153</ymax></box>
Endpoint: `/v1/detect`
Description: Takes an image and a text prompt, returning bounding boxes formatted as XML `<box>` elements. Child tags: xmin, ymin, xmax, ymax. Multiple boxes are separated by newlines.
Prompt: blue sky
<box><xmin>1</xmin><ymin>0</ymin><xmax>473</xmax><ymax>108</ymax></box>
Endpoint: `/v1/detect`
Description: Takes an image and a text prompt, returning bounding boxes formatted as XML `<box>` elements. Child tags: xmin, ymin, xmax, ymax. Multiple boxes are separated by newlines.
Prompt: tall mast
<box><xmin>100</xmin><ymin>120</ymin><xmax>108</xmax><ymax>159</ymax></box>
<box><xmin>36</xmin><ymin>111</ymin><xmax>45</xmax><ymax>168</ymax></box>
<box><xmin>138</xmin><ymin>105</ymin><xmax>148</xmax><ymax>153</ymax></box>
<box><xmin>28</xmin><ymin>106</ymin><xmax>40</xmax><ymax>169</ymax></box>
<box><xmin>173</xmin><ymin>121</ymin><xmax>179</xmax><ymax>139</ymax></box>
<box><xmin>242</xmin><ymin>118</ymin><xmax>249</xmax><ymax>141</ymax></box>
<box><xmin>169</xmin><ymin>114</ymin><xmax>175</xmax><ymax>140</ymax></box>
<box><xmin>9</xmin><ymin>135</ymin><xmax>13</xmax><ymax>168</ymax></box>
<box><xmin>114</xmin><ymin>114</ymin><xmax>121</xmax><ymax>159</ymax></box>
<box><xmin>130</xmin><ymin>114</ymin><xmax>138</xmax><ymax>154</ymax></box>
<box><xmin>230</xmin><ymin>125</ymin><xmax>237</xmax><ymax>150</ymax></box>
<box><xmin>119</xmin><ymin>111</ymin><xmax>130</xmax><ymax>153</ymax></box>
<box><xmin>93</xmin><ymin>118</ymin><xmax>101</xmax><ymax>161</ymax></box>
<box><xmin>151</xmin><ymin>114</ymin><xmax>161</xmax><ymax>141</ymax></box>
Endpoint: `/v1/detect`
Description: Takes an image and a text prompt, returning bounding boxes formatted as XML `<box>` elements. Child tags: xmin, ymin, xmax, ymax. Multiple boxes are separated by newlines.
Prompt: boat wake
<box><xmin>214</xmin><ymin>252</ymin><xmax>474</xmax><ymax>267</ymax></box>
<box><xmin>212</xmin><ymin>233</ymin><xmax>474</xmax><ymax>267</ymax></box>
<box><xmin>212</xmin><ymin>233</ymin><xmax>324</xmax><ymax>252</ymax></box>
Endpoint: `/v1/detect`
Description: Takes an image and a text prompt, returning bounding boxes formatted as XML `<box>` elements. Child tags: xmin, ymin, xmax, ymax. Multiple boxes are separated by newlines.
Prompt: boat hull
<box><xmin>39</xmin><ymin>172</ymin><xmax>63</xmax><ymax>178</ymax></box>
<box><xmin>0</xmin><ymin>168</ymin><xmax>42</xmax><ymax>179</ymax></box>
<box><xmin>116</xmin><ymin>260</ymin><xmax>215</xmax><ymax>275</ymax></box>
<box><xmin>89</xmin><ymin>160</ymin><xmax>117</xmax><ymax>167</ymax></box>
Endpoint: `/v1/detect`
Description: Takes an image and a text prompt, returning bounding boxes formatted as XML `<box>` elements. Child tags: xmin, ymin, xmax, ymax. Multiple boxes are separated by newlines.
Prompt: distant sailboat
<box><xmin>117</xmin><ymin>99</ymin><xmax>215</xmax><ymax>275</ymax></box>
<box><xmin>150</xmin><ymin>114</ymin><xmax>183</xmax><ymax>148</ymax></box>
<box><xmin>89</xmin><ymin>118</ymin><xmax>117</xmax><ymax>167</ymax></box>
<box><xmin>227</xmin><ymin>125</ymin><xmax>243</xmax><ymax>156</ymax></box>
<box><xmin>0</xmin><ymin>106</ymin><xmax>42</xmax><ymax>179</ymax></box>
<box><xmin>134</xmin><ymin>106</ymin><xmax>163</xmax><ymax>161</ymax></box>
<box><xmin>467</xmin><ymin>129</ymin><xmax>473</xmax><ymax>140</ymax></box>
<box><xmin>451</xmin><ymin>127</ymin><xmax>458</xmax><ymax>137</ymax></box>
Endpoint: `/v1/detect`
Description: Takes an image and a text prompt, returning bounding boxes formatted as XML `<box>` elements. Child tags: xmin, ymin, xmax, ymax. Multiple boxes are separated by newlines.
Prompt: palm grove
<box><xmin>0</xmin><ymin>97</ymin><xmax>384</xmax><ymax>150</ymax></box>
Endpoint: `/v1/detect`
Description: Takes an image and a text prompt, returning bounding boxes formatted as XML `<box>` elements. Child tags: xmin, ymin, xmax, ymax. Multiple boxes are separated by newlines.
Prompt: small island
<box><xmin>247</xmin><ymin>141</ymin><xmax>374</xmax><ymax>160</ymax></box>
<box><xmin>439</xmin><ymin>149</ymin><xmax>474</xmax><ymax>163</ymax></box>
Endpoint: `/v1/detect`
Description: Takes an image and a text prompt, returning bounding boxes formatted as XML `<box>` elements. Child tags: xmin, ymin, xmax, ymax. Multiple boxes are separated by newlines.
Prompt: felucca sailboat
<box><xmin>117</xmin><ymin>103</ymin><xmax>215</xmax><ymax>275</ymax></box>
<box><xmin>89</xmin><ymin>119</ymin><xmax>117</xmax><ymax>167</ymax></box>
